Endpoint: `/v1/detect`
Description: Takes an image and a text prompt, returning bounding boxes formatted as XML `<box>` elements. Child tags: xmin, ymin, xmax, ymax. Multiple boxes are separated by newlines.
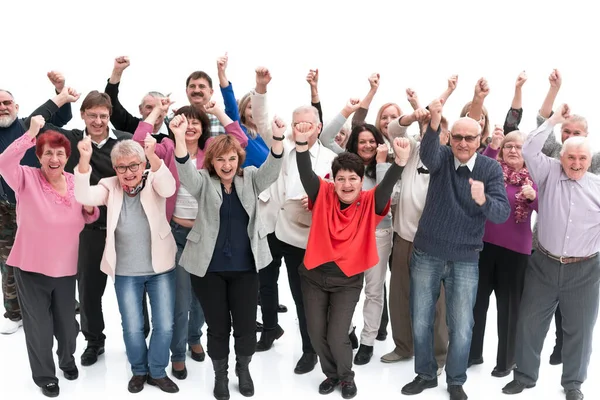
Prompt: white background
<box><xmin>2</xmin><ymin>0</ymin><xmax>600</xmax><ymax>399</ymax></box>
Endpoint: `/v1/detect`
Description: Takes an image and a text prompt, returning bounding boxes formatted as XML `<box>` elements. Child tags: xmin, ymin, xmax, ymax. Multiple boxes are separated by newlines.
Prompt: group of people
<box><xmin>0</xmin><ymin>56</ymin><xmax>597</xmax><ymax>400</ymax></box>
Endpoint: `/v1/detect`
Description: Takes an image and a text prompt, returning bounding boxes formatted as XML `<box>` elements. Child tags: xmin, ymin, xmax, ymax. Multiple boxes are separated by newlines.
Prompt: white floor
<box><xmin>1</xmin><ymin>266</ymin><xmax>599</xmax><ymax>400</ymax></box>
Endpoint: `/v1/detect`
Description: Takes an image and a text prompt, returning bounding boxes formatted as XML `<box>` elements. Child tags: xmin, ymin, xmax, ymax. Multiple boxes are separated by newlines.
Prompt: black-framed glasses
<box><xmin>114</xmin><ymin>162</ymin><xmax>144</xmax><ymax>174</ymax></box>
<box><xmin>451</xmin><ymin>134</ymin><xmax>480</xmax><ymax>143</ymax></box>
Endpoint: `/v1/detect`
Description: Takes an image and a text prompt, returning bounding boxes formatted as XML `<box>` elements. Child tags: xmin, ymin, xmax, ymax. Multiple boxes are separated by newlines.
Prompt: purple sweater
<box><xmin>481</xmin><ymin>147</ymin><xmax>538</xmax><ymax>255</ymax></box>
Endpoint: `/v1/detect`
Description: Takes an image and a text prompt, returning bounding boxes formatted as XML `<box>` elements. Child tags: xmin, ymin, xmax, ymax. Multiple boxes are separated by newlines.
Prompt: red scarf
<box><xmin>500</xmin><ymin>160</ymin><xmax>532</xmax><ymax>224</ymax></box>
<box><xmin>304</xmin><ymin>178</ymin><xmax>389</xmax><ymax>277</ymax></box>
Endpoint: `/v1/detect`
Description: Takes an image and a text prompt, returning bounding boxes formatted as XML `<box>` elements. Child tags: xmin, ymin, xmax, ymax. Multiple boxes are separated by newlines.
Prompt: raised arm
<box><xmin>204</xmin><ymin>101</ymin><xmax>248</xmax><ymax>148</ymax></box>
<box><xmin>104</xmin><ymin>56</ymin><xmax>141</xmax><ymax>134</ymax></box>
<box><xmin>484</xmin><ymin>125</ymin><xmax>504</xmax><ymax>159</ymax></box>
<box><xmin>251</xmin><ymin>67</ymin><xmax>274</xmax><ymax>145</ymax></box>
<box><xmin>374</xmin><ymin>138</ymin><xmax>409</xmax><ymax>214</ymax></box>
<box><xmin>171</xmin><ymin>115</ymin><xmax>204</xmax><ymax>197</ymax></box>
<box><xmin>73</xmin><ymin>137</ymin><xmax>110</xmax><ymax>206</ymax></box>
<box><xmin>503</xmin><ymin>71</ymin><xmax>527</xmax><ymax>134</ymax></box>
<box><xmin>294</xmin><ymin>122</ymin><xmax>321</xmax><ymax>203</ymax></box>
<box><xmin>0</xmin><ymin>116</ymin><xmax>45</xmax><ymax>192</ymax></box>
<box><xmin>320</xmin><ymin>98</ymin><xmax>361</xmax><ymax>154</ymax></box>
<box><xmin>45</xmin><ymin>71</ymin><xmax>72</xmax><ymax>127</ymax></box>
<box><xmin>540</xmin><ymin>69</ymin><xmax>561</xmax><ymax>119</ymax></box>
<box><xmin>306</xmin><ymin>69</ymin><xmax>323</xmax><ymax>123</ymax></box>
<box><xmin>419</xmin><ymin>99</ymin><xmax>446</xmax><ymax>174</ymax></box>
<box><xmin>253</xmin><ymin>118</ymin><xmax>285</xmax><ymax>193</ymax></box>
<box><xmin>352</xmin><ymin>73</ymin><xmax>379</xmax><ymax>127</ymax></box>
<box><xmin>468</xmin><ymin>78</ymin><xmax>489</xmax><ymax>123</ymax></box>
<box><xmin>217</xmin><ymin>53</ymin><xmax>243</xmax><ymax>125</ymax></box>
<box><xmin>144</xmin><ymin>134</ymin><xmax>176</xmax><ymax>197</ymax></box>
<box><xmin>438</xmin><ymin>75</ymin><xmax>458</xmax><ymax>106</ymax></box>
<box><xmin>133</xmin><ymin>98</ymin><xmax>173</xmax><ymax>159</ymax></box>
<box><xmin>23</xmin><ymin>86</ymin><xmax>80</xmax><ymax>129</ymax></box>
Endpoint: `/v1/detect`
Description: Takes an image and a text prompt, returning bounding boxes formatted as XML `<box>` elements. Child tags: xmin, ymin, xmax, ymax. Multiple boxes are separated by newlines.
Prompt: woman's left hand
<box><xmin>144</xmin><ymin>133</ymin><xmax>157</xmax><ymax>158</ymax></box>
<box><xmin>521</xmin><ymin>184</ymin><xmax>536</xmax><ymax>201</ymax></box>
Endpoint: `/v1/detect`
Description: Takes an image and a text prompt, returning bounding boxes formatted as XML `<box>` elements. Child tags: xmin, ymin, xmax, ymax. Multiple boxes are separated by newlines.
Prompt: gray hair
<box><xmin>452</xmin><ymin>116</ymin><xmax>482</xmax><ymax>136</ymax></box>
<box><xmin>110</xmin><ymin>140</ymin><xmax>146</xmax><ymax>166</ymax></box>
<box><xmin>560</xmin><ymin>136</ymin><xmax>592</xmax><ymax>156</ymax></box>
<box><xmin>139</xmin><ymin>91</ymin><xmax>165</xmax><ymax>107</ymax></box>
<box><xmin>563</xmin><ymin>114</ymin><xmax>588</xmax><ymax>133</ymax></box>
<box><xmin>0</xmin><ymin>89</ymin><xmax>14</xmax><ymax>98</ymax></box>
<box><xmin>292</xmin><ymin>105</ymin><xmax>320</xmax><ymax>125</ymax></box>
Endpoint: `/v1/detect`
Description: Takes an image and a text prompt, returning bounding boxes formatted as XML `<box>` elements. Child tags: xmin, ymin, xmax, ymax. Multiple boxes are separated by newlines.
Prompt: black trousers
<box><xmin>470</xmin><ymin>242</ymin><xmax>528</xmax><ymax>369</ymax></box>
<box><xmin>259</xmin><ymin>233</ymin><xmax>314</xmax><ymax>353</ymax></box>
<box><xmin>14</xmin><ymin>269</ymin><xmax>79</xmax><ymax>387</ymax></box>
<box><xmin>191</xmin><ymin>270</ymin><xmax>258</xmax><ymax>360</ymax></box>
<box><xmin>78</xmin><ymin>228</ymin><xmax>149</xmax><ymax>346</ymax></box>
<box><xmin>299</xmin><ymin>263</ymin><xmax>363</xmax><ymax>382</ymax></box>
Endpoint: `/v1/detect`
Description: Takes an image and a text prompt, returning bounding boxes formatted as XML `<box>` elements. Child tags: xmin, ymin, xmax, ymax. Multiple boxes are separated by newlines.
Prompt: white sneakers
<box><xmin>0</xmin><ymin>318</ymin><xmax>22</xmax><ymax>334</ymax></box>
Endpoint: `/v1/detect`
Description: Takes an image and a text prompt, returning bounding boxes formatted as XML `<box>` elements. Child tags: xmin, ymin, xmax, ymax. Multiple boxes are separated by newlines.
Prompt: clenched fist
<box><xmin>469</xmin><ymin>178</ymin><xmax>486</xmax><ymax>206</ymax></box>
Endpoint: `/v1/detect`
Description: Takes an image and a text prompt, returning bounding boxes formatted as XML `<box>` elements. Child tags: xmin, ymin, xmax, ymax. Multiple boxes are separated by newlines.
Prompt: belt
<box><xmin>538</xmin><ymin>245</ymin><xmax>599</xmax><ymax>264</ymax></box>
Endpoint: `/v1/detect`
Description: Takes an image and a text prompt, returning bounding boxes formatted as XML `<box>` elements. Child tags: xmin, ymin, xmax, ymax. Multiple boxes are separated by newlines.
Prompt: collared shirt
<box><xmin>454</xmin><ymin>152</ymin><xmax>477</xmax><ymax>171</ymax></box>
<box><xmin>208</xmin><ymin>113</ymin><xmax>225</xmax><ymax>137</ymax></box>
<box><xmin>285</xmin><ymin>141</ymin><xmax>323</xmax><ymax>200</ymax></box>
<box><xmin>155</xmin><ymin>122</ymin><xmax>169</xmax><ymax>137</ymax></box>
<box><xmin>83</xmin><ymin>129</ymin><xmax>118</xmax><ymax>149</ymax></box>
<box><xmin>523</xmin><ymin>120</ymin><xmax>600</xmax><ymax>257</ymax></box>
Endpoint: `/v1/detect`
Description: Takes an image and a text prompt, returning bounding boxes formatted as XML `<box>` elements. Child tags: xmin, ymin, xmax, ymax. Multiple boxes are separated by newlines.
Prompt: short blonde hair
<box><xmin>110</xmin><ymin>140</ymin><xmax>145</xmax><ymax>166</ymax></box>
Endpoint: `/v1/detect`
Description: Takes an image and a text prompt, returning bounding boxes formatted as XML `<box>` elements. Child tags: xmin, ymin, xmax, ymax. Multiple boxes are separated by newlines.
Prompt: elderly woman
<box><xmin>0</xmin><ymin>116</ymin><xmax>99</xmax><ymax>398</ymax></box>
<box><xmin>74</xmin><ymin>135</ymin><xmax>178</xmax><ymax>394</ymax></box>
<box><xmin>468</xmin><ymin>127</ymin><xmax>538</xmax><ymax>377</ymax></box>
<box><xmin>134</xmin><ymin>99</ymin><xmax>248</xmax><ymax>379</ymax></box>
<box><xmin>294</xmin><ymin>118</ymin><xmax>409</xmax><ymax>399</ymax></box>
<box><xmin>170</xmin><ymin>113</ymin><xmax>284</xmax><ymax>400</ymax></box>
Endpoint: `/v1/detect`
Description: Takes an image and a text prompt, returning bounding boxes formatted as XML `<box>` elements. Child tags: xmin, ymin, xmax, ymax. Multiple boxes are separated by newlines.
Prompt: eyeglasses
<box><xmin>451</xmin><ymin>134</ymin><xmax>480</xmax><ymax>143</ymax></box>
<box><xmin>0</xmin><ymin>100</ymin><xmax>14</xmax><ymax>107</ymax></box>
<box><xmin>503</xmin><ymin>144</ymin><xmax>523</xmax><ymax>151</ymax></box>
<box><xmin>85</xmin><ymin>112</ymin><xmax>110</xmax><ymax>121</ymax></box>
<box><xmin>114</xmin><ymin>162</ymin><xmax>144</xmax><ymax>174</ymax></box>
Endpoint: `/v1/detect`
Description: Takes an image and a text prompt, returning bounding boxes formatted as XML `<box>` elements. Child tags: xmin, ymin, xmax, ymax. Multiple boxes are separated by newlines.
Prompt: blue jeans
<box><xmin>115</xmin><ymin>269</ymin><xmax>176</xmax><ymax>378</ymax></box>
<box><xmin>170</xmin><ymin>221</ymin><xmax>205</xmax><ymax>362</ymax></box>
<box><xmin>410</xmin><ymin>247</ymin><xmax>478</xmax><ymax>386</ymax></box>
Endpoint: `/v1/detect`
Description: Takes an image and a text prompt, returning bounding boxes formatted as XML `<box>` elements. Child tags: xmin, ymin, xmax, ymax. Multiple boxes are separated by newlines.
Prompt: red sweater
<box><xmin>304</xmin><ymin>178</ymin><xmax>389</xmax><ymax>277</ymax></box>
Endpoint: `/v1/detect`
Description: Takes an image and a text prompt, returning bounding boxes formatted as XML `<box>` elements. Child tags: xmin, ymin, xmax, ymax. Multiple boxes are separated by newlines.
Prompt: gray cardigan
<box><xmin>175</xmin><ymin>151</ymin><xmax>283</xmax><ymax>277</ymax></box>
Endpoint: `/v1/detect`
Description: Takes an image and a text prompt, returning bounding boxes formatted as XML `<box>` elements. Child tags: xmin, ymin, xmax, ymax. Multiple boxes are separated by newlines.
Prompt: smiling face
<box><xmin>561</xmin><ymin>120</ymin><xmax>587</xmax><ymax>144</ymax></box>
<box><xmin>560</xmin><ymin>141</ymin><xmax>591</xmax><ymax>180</ymax></box>
<box><xmin>0</xmin><ymin>90</ymin><xmax>18</xmax><ymax>128</ymax></box>
<box><xmin>38</xmin><ymin>144</ymin><xmax>67</xmax><ymax>179</ymax></box>
<box><xmin>114</xmin><ymin>155</ymin><xmax>145</xmax><ymax>188</ymax></box>
<box><xmin>501</xmin><ymin>138</ymin><xmax>525</xmax><ymax>170</ymax></box>
<box><xmin>186</xmin><ymin>77</ymin><xmax>213</xmax><ymax>107</ymax></box>
<box><xmin>212</xmin><ymin>150</ymin><xmax>239</xmax><ymax>185</ymax></box>
<box><xmin>378</xmin><ymin>104</ymin><xmax>400</xmax><ymax>138</ymax></box>
<box><xmin>81</xmin><ymin>106</ymin><xmax>110</xmax><ymax>139</ymax></box>
<box><xmin>450</xmin><ymin>118</ymin><xmax>481</xmax><ymax>164</ymax></box>
<box><xmin>356</xmin><ymin>130</ymin><xmax>377</xmax><ymax>163</ymax></box>
<box><xmin>334</xmin><ymin>169</ymin><xmax>363</xmax><ymax>204</ymax></box>
<box><xmin>184</xmin><ymin>117</ymin><xmax>203</xmax><ymax>143</ymax></box>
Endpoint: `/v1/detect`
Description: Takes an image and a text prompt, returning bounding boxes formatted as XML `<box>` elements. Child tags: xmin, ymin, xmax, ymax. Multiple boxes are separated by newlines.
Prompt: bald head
<box><xmin>451</xmin><ymin>117</ymin><xmax>482</xmax><ymax>136</ymax></box>
<box><xmin>450</xmin><ymin>117</ymin><xmax>482</xmax><ymax>163</ymax></box>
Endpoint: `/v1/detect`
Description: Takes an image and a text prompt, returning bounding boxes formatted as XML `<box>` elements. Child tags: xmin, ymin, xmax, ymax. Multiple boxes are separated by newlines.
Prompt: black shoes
<box><xmin>566</xmin><ymin>389</ymin><xmax>584</xmax><ymax>400</ymax></box>
<box><xmin>341</xmin><ymin>380</ymin><xmax>357</xmax><ymax>399</ymax></box>
<box><xmin>42</xmin><ymin>382</ymin><xmax>59</xmax><ymax>398</ymax></box>
<box><xmin>467</xmin><ymin>357</ymin><xmax>483</xmax><ymax>368</ymax></box>
<box><xmin>448</xmin><ymin>385</ymin><xmax>467</xmax><ymax>400</ymax></box>
<box><xmin>255</xmin><ymin>321</ymin><xmax>263</xmax><ymax>333</ymax></box>
<box><xmin>319</xmin><ymin>378</ymin><xmax>340</xmax><ymax>394</ymax></box>
<box><xmin>62</xmin><ymin>366</ymin><xmax>79</xmax><ymax>381</ymax></box>
<box><xmin>128</xmin><ymin>374</ymin><xmax>147</xmax><ymax>393</ymax></box>
<box><xmin>235</xmin><ymin>356</ymin><xmax>254</xmax><ymax>397</ymax></box>
<box><xmin>353</xmin><ymin>344</ymin><xmax>373</xmax><ymax>365</ymax></box>
<box><xmin>147</xmin><ymin>376</ymin><xmax>179</xmax><ymax>393</ymax></box>
<box><xmin>255</xmin><ymin>325</ymin><xmax>284</xmax><ymax>352</ymax></box>
<box><xmin>502</xmin><ymin>380</ymin><xmax>536</xmax><ymax>394</ymax></box>
<box><xmin>212</xmin><ymin>358</ymin><xmax>230</xmax><ymax>400</ymax></box>
<box><xmin>491</xmin><ymin>364</ymin><xmax>516</xmax><ymax>378</ymax></box>
<box><xmin>550</xmin><ymin>349</ymin><xmax>562</xmax><ymax>365</ymax></box>
<box><xmin>81</xmin><ymin>346</ymin><xmax>104</xmax><ymax>366</ymax></box>
<box><xmin>171</xmin><ymin>365</ymin><xmax>188</xmax><ymax>380</ymax></box>
<box><xmin>190</xmin><ymin>344</ymin><xmax>206</xmax><ymax>362</ymax></box>
<box><xmin>294</xmin><ymin>352</ymin><xmax>318</xmax><ymax>374</ymax></box>
<box><xmin>401</xmin><ymin>376</ymin><xmax>438</xmax><ymax>395</ymax></box>
<box><xmin>349</xmin><ymin>327</ymin><xmax>359</xmax><ymax>350</ymax></box>
<box><xmin>376</xmin><ymin>331</ymin><xmax>387</xmax><ymax>341</ymax></box>
<box><xmin>277</xmin><ymin>304</ymin><xmax>288</xmax><ymax>313</ymax></box>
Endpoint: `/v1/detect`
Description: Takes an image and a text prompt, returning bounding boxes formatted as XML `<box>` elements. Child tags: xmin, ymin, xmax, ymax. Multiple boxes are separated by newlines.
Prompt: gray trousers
<box><xmin>299</xmin><ymin>263</ymin><xmax>363</xmax><ymax>382</ymax></box>
<box><xmin>14</xmin><ymin>268</ymin><xmax>79</xmax><ymax>387</ymax></box>
<box><xmin>514</xmin><ymin>250</ymin><xmax>600</xmax><ymax>391</ymax></box>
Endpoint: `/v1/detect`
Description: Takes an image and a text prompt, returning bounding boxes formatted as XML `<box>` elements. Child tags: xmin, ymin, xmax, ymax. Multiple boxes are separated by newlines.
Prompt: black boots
<box><xmin>235</xmin><ymin>355</ymin><xmax>255</xmax><ymax>397</ymax></box>
<box><xmin>212</xmin><ymin>359</ymin><xmax>230</xmax><ymax>400</ymax></box>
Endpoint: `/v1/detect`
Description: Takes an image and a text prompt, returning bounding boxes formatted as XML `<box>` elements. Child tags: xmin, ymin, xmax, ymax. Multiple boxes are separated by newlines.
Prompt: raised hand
<box><xmin>469</xmin><ymin>178</ymin><xmax>486</xmax><ymax>206</ymax></box>
<box><xmin>406</xmin><ymin>88</ymin><xmax>419</xmax><ymax>110</ymax></box>
<box><xmin>368</xmin><ymin>73</ymin><xmax>380</xmax><ymax>90</ymax></box>
<box><xmin>203</xmin><ymin>100</ymin><xmax>219</xmax><ymax>114</ymax></box>
<box><xmin>447</xmin><ymin>74</ymin><xmax>458</xmax><ymax>91</ymax></box>
<box><xmin>306</xmin><ymin>69</ymin><xmax>319</xmax><ymax>88</ymax></box>
<box><xmin>392</xmin><ymin>137</ymin><xmax>410</xmax><ymax>166</ymax></box>
<box><xmin>58</xmin><ymin>86</ymin><xmax>81</xmax><ymax>104</ymax></box>
<box><xmin>47</xmin><ymin>71</ymin><xmax>65</xmax><ymax>93</ymax></box>
<box><xmin>475</xmin><ymin>78</ymin><xmax>490</xmax><ymax>98</ymax></box>
<box><xmin>113</xmin><ymin>56</ymin><xmax>130</xmax><ymax>73</ymax></box>
<box><xmin>549</xmin><ymin>103</ymin><xmax>571</xmax><ymax>125</ymax></box>
<box><xmin>549</xmin><ymin>69</ymin><xmax>562</xmax><ymax>89</ymax></box>
<box><xmin>293</xmin><ymin>121</ymin><xmax>317</xmax><ymax>145</ymax></box>
<box><xmin>376</xmin><ymin>143</ymin><xmax>389</xmax><ymax>163</ymax></box>
<box><xmin>217</xmin><ymin>52</ymin><xmax>228</xmax><ymax>72</ymax></box>
<box><xmin>490</xmin><ymin>125</ymin><xmax>504</xmax><ymax>150</ymax></box>
<box><xmin>516</xmin><ymin>71</ymin><xmax>528</xmax><ymax>88</ymax></box>
<box><xmin>428</xmin><ymin>98</ymin><xmax>444</xmax><ymax>128</ymax></box>
<box><xmin>27</xmin><ymin>115</ymin><xmax>45</xmax><ymax>138</ymax></box>
<box><xmin>144</xmin><ymin>133</ymin><xmax>157</xmax><ymax>158</ymax></box>
<box><xmin>272</xmin><ymin>116</ymin><xmax>286</xmax><ymax>139</ymax></box>
<box><xmin>413</xmin><ymin>107</ymin><xmax>431</xmax><ymax>125</ymax></box>
<box><xmin>78</xmin><ymin>136</ymin><xmax>94</xmax><ymax>162</ymax></box>
<box><xmin>169</xmin><ymin>114</ymin><xmax>188</xmax><ymax>142</ymax></box>
<box><xmin>255</xmin><ymin>67</ymin><xmax>272</xmax><ymax>88</ymax></box>
<box><xmin>521</xmin><ymin>184</ymin><xmax>536</xmax><ymax>201</ymax></box>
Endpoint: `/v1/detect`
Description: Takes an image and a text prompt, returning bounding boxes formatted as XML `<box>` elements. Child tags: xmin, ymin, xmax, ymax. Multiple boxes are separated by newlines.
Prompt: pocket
<box><xmin>186</xmin><ymin>230</ymin><xmax>201</xmax><ymax>243</ymax></box>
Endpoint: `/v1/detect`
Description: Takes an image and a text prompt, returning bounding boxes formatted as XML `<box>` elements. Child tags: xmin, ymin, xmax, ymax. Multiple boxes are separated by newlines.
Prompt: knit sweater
<box><xmin>413</xmin><ymin>124</ymin><xmax>510</xmax><ymax>262</ymax></box>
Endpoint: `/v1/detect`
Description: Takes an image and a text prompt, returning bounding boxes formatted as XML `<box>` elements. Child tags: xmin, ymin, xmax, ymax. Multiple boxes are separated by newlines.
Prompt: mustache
<box><xmin>191</xmin><ymin>92</ymin><xmax>204</xmax><ymax>97</ymax></box>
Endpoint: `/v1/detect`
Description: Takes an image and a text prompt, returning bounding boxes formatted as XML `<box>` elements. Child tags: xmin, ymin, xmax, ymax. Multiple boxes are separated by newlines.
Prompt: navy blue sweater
<box><xmin>0</xmin><ymin>100</ymin><xmax>72</xmax><ymax>203</ymax></box>
<box><xmin>413</xmin><ymin>124</ymin><xmax>510</xmax><ymax>262</ymax></box>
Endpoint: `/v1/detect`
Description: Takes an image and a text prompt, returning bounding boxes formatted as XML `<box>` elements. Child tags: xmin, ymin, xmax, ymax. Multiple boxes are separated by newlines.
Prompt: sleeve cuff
<box><xmin>175</xmin><ymin>154</ymin><xmax>190</xmax><ymax>164</ymax></box>
<box><xmin>271</xmin><ymin>149</ymin><xmax>283</xmax><ymax>159</ymax></box>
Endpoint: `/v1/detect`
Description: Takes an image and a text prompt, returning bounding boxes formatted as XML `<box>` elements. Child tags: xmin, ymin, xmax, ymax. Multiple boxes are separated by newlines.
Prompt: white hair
<box><xmin>452</xmin><ymin>116</ymin><xmax>482</xmax><ymax>136</ymax></box>
<box><xmin>139</xmin><ymin>91</ymin><xmax>165</xmax><ymax>107</ymax></box>
<box><xmin>560</xmin><ymin>136</ymin><xmax>592</xmax><ymax>156</ymax></box>
<box><xmin>110</xmin><ymin>140</ymin><xmax>146</xmax><ymax>165</ymax></box>
<box><xmin>292</xmin><ymin>105</ymin><xmax>320</xmax><ymax>125</ymax></box>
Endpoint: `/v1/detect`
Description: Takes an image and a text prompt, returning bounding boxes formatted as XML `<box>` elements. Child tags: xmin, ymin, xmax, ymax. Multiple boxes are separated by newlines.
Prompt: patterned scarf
<box><xmin>500</xmin><ymin>160</ymin><xmax>532</xmax><ymax>223</ymax></box>
<box><xmin>122</xmin><ymin>171</ymin><xmax>149</xmax><ymax>197</ymax></box>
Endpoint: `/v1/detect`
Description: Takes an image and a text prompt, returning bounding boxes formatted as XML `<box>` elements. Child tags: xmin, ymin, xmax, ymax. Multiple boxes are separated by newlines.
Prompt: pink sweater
<box><xmin>133</xmin><ymin>120</ymin><xmax>248</xmax><ymax>221</ymax></box>
<box><xmin>0</xmin><ymin>135</ymin><xmax>99</xmax><ymax>277</ymax></box>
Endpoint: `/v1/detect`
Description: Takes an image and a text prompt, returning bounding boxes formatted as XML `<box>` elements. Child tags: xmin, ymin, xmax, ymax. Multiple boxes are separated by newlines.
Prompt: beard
<box><xmin>0</xmin><ymin>114</ymin><xmax>17</xmax><ymax>128</ymax></box>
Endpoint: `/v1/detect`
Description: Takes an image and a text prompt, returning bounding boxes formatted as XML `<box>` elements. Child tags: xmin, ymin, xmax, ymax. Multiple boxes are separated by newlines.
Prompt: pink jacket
<box><xmin>132</xmin><ymin>120</ymin><xmax>248</xmax><ymax>221</ymax></box>
<box><xmin>0</xmin><ymin>135</ymin><xmax>99</xmax><ymax>277</ymax></box>
<box><xmin>73</xmin><ymin>160</ymin><xmax>177</xmax><ymax>279</ymax></box>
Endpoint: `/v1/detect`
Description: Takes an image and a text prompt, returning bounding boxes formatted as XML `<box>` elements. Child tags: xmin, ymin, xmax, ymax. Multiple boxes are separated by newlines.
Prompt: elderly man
<box><xmin>0</xmin><ymin>72</ymin><xmax>74</xmax><ymax>335</ymax></box>
<box><xmin>42</xmin><ymin>90</ymin><xmax>133</xmax><ymax>368</ymax></box>
<box><xmin>104</xmin><ymin>56</ymin><xmax>170</xmax><ymax>142</ymax></box>
<box><xmin>400</xmin><ymin>98</ymin><xmax>510</xmax><ymax>400</ymax></box>
<box><xmin>502</xmin><ymin>105</ymin><xmax>598</xmax><ymax>400</ymax></box>
<box><xmin>251</xmin><ymin>67</ymin><xmax>337</xmax><ymax>374</ymax></box>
